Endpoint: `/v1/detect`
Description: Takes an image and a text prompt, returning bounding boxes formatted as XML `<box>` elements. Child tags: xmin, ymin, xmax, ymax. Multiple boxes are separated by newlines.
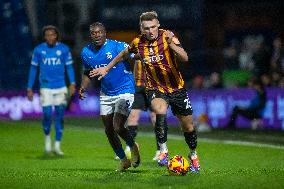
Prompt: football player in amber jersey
<box><xmin>90</xmin><ymin>11</ymin><xmax>200</xmax><ymax>173</ymax></box>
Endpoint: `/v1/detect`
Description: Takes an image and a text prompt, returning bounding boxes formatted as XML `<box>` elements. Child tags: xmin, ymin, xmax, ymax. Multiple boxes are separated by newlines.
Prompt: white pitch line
<box><xmin>140</xmin><ymin>132</ymin><xmax>284</xmax><ymax>150</ymax></box>
<box><xmin>199</xmin><ymin>138</ymin><xmax>284</xmax><ymax>150</ymax></box>
<box><xmin>69</xmin><ymin>126</ymin><xmax>284</xmax><ymax>150</ymax></box>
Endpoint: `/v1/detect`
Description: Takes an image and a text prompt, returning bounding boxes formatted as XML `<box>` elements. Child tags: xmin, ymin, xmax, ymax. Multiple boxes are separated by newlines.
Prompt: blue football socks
<box><xmin>42</xmin><ymin>106</ymin><xmax>52</xmax><ymax>135</ymax></box>
<box><xmin>55</xmin><ymin>105</ymin><xmax>65</xmax><ymax>141</ymax></box>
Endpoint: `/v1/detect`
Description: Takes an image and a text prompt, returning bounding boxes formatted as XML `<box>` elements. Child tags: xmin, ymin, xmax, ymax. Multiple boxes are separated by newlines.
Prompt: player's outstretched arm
<box><xmin>89</xmin><ymin>48</ymin><xmax>130</xmax><ymax>80</ymax></box>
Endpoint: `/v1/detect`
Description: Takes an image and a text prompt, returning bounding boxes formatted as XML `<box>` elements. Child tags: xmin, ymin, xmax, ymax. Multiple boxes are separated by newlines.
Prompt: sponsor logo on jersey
<box><xmin>143</xmin><ymin>44</ymin><xmax>164</xmax><ymax>63</ymax></box>
<box><xmin>143</xmin><ymin>54</ymin><xmax>164</xmax><ymax>64</ymax></box>
<box><xmin>92</xmin><ymin>64</ymin><xmax>116</xmax><ymax>69</ymax></box>
<box><xmin>43</xmin><ymin>58</ymin><xmax>61</xmax><ymax>65</ymax></box>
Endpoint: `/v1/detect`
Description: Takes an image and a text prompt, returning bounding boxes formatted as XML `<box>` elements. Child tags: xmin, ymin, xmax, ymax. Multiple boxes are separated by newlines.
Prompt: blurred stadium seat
<box><xmin>0</xmin><ymin>0</ymin><xmax>33</xmax><ymax>90</ymax></box>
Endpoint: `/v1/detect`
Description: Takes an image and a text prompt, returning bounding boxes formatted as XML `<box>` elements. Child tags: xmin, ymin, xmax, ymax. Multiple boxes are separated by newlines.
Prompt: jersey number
<box><xmin>184</xmin><ymin>98</ymin><xmax>192</xmax><ymax>109</ymax></box>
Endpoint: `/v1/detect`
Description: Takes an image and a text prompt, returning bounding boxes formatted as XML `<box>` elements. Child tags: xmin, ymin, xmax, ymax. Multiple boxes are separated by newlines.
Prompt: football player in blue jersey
<box><xmin>78</xmin><ymin>22</ymin><xmax>140</xmax><ymax>171</ymax></box>
<box><xmin>27</xmin><ymin>25</ymin><xmax>76</xmax><ymax>155</ymax></box>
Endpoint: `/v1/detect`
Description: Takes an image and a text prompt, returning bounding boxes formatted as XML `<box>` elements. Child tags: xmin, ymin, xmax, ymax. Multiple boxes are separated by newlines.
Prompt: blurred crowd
<box><xmin>189</xmin><ymin>36</ymin><xmax>284</xmax><ymax>90</ymax></box>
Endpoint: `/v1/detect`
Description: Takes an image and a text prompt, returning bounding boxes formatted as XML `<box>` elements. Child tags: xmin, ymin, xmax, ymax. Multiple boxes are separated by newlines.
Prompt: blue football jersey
<box><xmin>28</xmin><ymin>42</ymin><xmax>75</xmax><ymax>89</ymax></box>
<box><xmin>81</xmin><ymin>39</ymin><xmax>135</xmax><ymax>96</ymax></box>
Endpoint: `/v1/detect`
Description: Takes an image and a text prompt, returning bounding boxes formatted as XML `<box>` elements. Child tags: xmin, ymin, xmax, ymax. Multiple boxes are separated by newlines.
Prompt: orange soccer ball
<box><xmin>167</xmin><ymin>155</ymin><xmax>190</xmax><ymax>176</ymax></box>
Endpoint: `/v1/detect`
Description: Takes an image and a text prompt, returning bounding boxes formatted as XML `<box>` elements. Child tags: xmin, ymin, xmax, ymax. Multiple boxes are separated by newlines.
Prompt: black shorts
<box><xmin>132</xmin><ymin>86</ymin><xmax>151</xmax><ymax>111</ymax></box>
<box><xmin>146</xmin><ymin>88</ymin><xmax>193</xmax><ymax>116</ymax></box>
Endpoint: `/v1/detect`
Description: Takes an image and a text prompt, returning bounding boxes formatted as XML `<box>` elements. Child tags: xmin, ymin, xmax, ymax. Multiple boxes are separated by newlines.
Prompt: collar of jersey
<box><xmin>44</xmin><ymin>42</ymin><xmax>59</xmax><ymax>47</ymax></box>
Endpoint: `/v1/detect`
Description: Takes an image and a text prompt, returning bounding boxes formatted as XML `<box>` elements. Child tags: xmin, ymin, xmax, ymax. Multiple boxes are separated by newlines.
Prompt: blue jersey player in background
<box><xmin>78</xmin><ymin>22</ymin><xmax>140</xmax><ymax>171</ymax></box>
<box><xmin>27</xmin><ymin>25</ymin><xmax>76</xmax><ymax>155</ymax></box>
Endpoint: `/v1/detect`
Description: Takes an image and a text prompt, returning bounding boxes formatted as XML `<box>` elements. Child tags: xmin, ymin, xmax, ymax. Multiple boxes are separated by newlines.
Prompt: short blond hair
<box><xmin>139</xmin><ymin>11</ymin><xmax>158</xmax><ymax>25</ymax></box>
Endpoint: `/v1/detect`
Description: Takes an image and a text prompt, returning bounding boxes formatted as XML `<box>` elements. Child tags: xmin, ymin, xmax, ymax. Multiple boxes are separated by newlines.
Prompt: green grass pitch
<box><xmin>0</xmin><ymin>118</ymin><xmax>284</xmax><ymax>189</ymax></box>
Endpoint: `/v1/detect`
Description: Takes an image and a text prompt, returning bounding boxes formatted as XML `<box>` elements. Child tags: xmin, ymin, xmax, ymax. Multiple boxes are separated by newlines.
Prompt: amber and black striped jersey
<box><xmin>129</xmin><ymin>29</ymin><xmax>185</xmax><ymax>94</ymax></box>
<box><xmin>134</xmin><ymin>60</ymin><xmax>145</xmax><ymax>87</ymax></box>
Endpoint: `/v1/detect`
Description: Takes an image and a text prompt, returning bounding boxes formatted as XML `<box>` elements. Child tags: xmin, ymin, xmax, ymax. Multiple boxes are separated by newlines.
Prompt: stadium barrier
<box><xmin>0</xmin><ymin>88</ymin><xmax>283</xmax><ymax>130</ymax></box>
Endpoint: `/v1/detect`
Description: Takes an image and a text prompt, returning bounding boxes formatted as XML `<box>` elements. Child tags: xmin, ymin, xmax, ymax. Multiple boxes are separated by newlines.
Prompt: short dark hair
<box><xmin>139</xmin><ymin>11</ymin><xmax>158</xmax><ymax>25</ymax></box>
<box><xmin>89</xmin><ymin>22</ymin><xmax>106</xmax><ymax>31</ymax></box>
<box><xmin>42</xmin><ymin>25</ymin><xmax>60</xmax><ymax>40</ymax></box>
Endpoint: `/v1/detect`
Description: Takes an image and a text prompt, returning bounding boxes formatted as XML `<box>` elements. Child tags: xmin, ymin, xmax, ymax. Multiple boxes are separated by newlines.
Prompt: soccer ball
<box><xmin>167</xmin><ymin>155</ymin><xmax>189</xmax><ymax>176</ymax></box>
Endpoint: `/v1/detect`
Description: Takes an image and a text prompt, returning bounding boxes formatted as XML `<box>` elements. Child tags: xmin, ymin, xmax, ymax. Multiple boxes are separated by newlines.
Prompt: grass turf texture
<box><xmin>1</xmin><ymin>118</ymin><xmax>284</xmax><ymax>189</ymax></box>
